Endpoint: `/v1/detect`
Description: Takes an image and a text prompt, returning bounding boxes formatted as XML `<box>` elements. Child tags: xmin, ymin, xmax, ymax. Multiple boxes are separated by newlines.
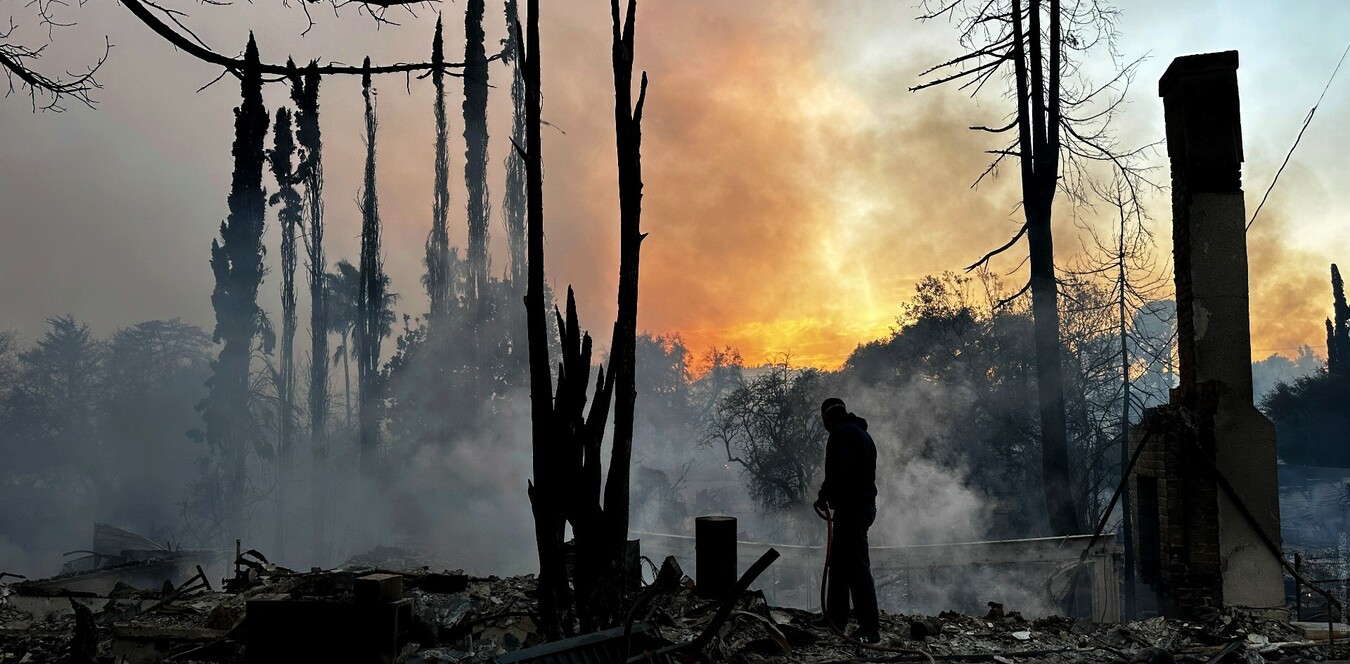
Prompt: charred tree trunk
<box><xmin>1013</xmin><ymin>0</ymin><xmax>1077</xmax><ymax>536</ymax></box>
<box><xmin>203</xmin><ymin>34</ymin><xmax>268</xmax><ymax>544</ymax></box>
<box><xmin>289</xmin><ymin>61</ymin><xmax>329</xmax><ymax>563</ymax></box>
<box><xmin>520</xmin><ymin>0</ymin><xmax>647</xmax><ymax>635</ymax></box>
<box><xmin>910</xmin><ymin>0</ymin><xmax>1153</xmax><ymax>537</ymax></box>
<box><xmin>518</xmin><ymin>0</ymin><xmax>569</xmax><ymax>639</ymax></box>
<box><xmin>357</xmin><ymin>60</ymin><xmax>385</xmax><ymax>480</ymax></box>
<box><xmin>268</xmin><ymin>106</ymin><xmax>303</xmax><ymax>558</ymax></box>
<box><xmin>1114</xmin><ymin>202</ymin><xmax>1136</xmax><ymax>617</ymax></box>
<box><xmin>557</xmin><ymin>290</ymin><xmax>615</xmax><ymax>634</ymax></box>
<box><xmin>425</xmin><ymin>17</ymin><xmax>452</xmax><ymax>325</ymax></box>
<box><xmin>578</xmin><ymin>0</ymin><xmax>649</xmax><ymax>631</ymax></box>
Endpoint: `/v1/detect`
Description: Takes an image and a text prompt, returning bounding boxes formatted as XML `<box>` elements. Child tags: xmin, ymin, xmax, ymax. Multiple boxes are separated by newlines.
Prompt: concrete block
<box><xmin>1293</xmin><ymin>621</ymin><xmax>1350</xmax><ymax>641</ymax></box>
<box><xmin>355</xmin><ymin>573</ymin><xmax>403</xmax><ymax>605</ymax></box>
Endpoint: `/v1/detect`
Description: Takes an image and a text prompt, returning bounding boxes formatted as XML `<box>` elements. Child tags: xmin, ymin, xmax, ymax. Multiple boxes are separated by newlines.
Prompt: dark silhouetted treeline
<box><xmin>1263</xmin><ymin>263</ymin><xmax>1350</xmax><ymax>467</ymax></box>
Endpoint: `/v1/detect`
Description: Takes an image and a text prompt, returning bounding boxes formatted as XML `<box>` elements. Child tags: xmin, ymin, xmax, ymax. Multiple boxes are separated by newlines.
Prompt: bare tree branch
<box><xmin>123</xmin><ymin>0</ymin><xmax>497</xmax><ymax>80</ymax></box>
<box><xmin>0</xmin><ymin>4</ymin><xmax>107</xmax><ymax>111</ymax></box>
<box><xmin>966</xmin><ymin>222</ymin><xmax>1028</xmax><ymax>271</ymax></box>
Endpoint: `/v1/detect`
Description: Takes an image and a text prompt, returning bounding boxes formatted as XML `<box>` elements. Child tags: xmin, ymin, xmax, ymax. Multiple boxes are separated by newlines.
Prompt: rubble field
<box><xmin>3</xmin><ymin>547</ymin><xmax>1349</xmax><ymax>663</ymax></box>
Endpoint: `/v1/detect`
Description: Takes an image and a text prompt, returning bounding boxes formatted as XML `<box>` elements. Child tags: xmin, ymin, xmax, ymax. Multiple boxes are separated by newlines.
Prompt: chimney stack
<box><xmin>1130</xmin><ymin>51</ymin><xmax>1284</xmax><ymax>619</ymax></box>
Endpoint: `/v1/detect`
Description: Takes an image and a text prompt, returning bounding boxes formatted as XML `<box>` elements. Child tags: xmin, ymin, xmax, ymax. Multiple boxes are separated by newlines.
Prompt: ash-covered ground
<box><xmin>2</xmin><ymin>545</ymin><xmax>1345</xmax><ymax>664</ymax></box>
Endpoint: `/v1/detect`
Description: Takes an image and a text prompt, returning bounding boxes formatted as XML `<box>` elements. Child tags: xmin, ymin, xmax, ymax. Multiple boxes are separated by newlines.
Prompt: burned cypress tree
<box><xmin>1330</xmin><ymin>264</ymin><xmax>1350</xmax><ymax>379</ymax></box>
<box><xmin>464</xmin><ymin>0</ymin><xmax>490</xmax><ymax>307</ymax></box>
<box><xmin>289</xmin><ymin>60</ymin><xmax>329</xmax><ymax>562</ymax></box>
<box><xmin>425</xmin><ymin>16</ymin><xmax>453</xmax><ymax>324</ymax></box>
<box><xmin>502</xmin><ymin>0</ymin><xmax>527</xmax><ymax>290</ymax></box>
<box><xmin>1329</xmin><ymin>319</ymin><xmax>1339</xmax><ymax>377</ymax></box>
<box><xmin>357</xmin><ymin>59</ymin><xmax>386</xmax><ymax>478</ymax></box>
<box><xmin>202</xmin><ymin>33</ymin><xmax>269</xmax><ymax>542</ymax></box>
<box><xmin>267</xmin><ymin>106</ymin><xmax>302</xmax><ymax>556</ymax></box>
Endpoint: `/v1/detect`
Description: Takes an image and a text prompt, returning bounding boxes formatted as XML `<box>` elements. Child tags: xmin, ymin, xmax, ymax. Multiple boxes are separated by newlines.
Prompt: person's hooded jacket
<box><xmin>816</xmin><ymin>412</ymin><xmax>878</xmax><ymax>515</ymax></box>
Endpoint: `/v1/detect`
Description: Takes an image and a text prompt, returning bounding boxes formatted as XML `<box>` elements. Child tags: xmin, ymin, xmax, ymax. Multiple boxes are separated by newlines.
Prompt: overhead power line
<box><xmin>1248</xmin><ymin>42</ymin><xmax>1350</xmax><ymax>230</ymax></box>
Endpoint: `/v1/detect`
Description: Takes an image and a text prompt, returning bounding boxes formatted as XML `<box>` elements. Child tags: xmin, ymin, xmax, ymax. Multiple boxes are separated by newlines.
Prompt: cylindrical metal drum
<box><xmin>695</xmin><ymin>515</ymin><xmax>737</xmax><ymax>599</ymax></box>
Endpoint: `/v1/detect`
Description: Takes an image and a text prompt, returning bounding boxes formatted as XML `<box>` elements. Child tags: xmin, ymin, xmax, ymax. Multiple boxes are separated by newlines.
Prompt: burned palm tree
<box><xmin>267</xmin><ymin>106</ymin><xmax>303</xmax><ymax>557</ymax></box>
<box><xmin>288</xmin><ymin>60</ymin><xmax>330</xmax><ymax>562</ymax></box>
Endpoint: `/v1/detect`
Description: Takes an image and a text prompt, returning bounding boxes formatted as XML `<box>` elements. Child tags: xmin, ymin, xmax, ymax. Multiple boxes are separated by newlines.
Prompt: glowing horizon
<box><xmin>0</xmin><ymin>1</ymin><xmax>1347</xmax><ymax>373</ymax></box>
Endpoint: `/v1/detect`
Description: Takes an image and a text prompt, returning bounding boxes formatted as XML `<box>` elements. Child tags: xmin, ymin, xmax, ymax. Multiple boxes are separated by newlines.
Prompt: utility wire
<box><xmin>1248</xmin><ymin>43</ymin><xmax>1350</xmax><ymax>230</ymax></box>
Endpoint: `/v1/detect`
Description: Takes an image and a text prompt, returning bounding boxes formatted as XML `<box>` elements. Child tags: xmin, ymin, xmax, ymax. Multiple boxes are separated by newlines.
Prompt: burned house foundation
<box><xmin>1129</xmin><ymin>51</ymin><xmax>1286</xmax><ymax>619</ymax></box>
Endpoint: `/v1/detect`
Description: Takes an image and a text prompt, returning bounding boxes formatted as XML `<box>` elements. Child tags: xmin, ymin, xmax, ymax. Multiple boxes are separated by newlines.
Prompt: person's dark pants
<box><xmin>827</xmin><ymin>506</ymin><xmax>879</xmax><ymax>635</ymax></box>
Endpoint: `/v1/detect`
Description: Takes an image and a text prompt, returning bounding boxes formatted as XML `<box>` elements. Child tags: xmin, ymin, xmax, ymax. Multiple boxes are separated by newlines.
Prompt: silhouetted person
<box><xmin>813</xmin><ymin>397</ymin><xmax>880</xmax><ymax>644</ymax></box>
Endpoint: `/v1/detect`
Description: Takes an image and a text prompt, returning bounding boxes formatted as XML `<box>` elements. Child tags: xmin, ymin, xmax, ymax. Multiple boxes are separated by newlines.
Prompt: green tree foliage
<box><xmin>626</xmin><ymin>337</ymin><xmax>745</xmax><ymax>532</ymax></box>
<box><xmin>632</xmin><ymin>333</ymin><xmax>694</xmax><ymax>452</ymax></box>
<box><xmin>0</xmin><ymin>331</ymin><xmax>17</xmax><ymax>424</ymax></box>
<box><xmin>843</xmin><ymin>274</ymin><xmax>1044</xmax><ymax>534</ymax></box>
<box><xmin>327</xmin><ymin>260</ymin><xmax>359</xmax><ymax>427</ymax></box>
<box><xmin>395</xmin><ymin>8</ymin><xmax>527</xmax><ymax>457</ymax></box>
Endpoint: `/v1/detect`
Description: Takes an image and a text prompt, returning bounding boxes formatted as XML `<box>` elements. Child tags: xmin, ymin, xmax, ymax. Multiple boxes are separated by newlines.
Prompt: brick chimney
<box><xmin>1130</xmin><ymin>51</ymin><xmax>1285</xmax><ymax>619</ymax></box>
<box><xmin>1160</xmin><ymin>50</ymin><xmax>1253</xmax><ymax>403</ymax></box>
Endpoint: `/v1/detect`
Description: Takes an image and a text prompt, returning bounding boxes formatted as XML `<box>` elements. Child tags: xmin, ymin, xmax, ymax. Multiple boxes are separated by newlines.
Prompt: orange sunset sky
<box><xmin>1</xmin><ymin>1</ymin><xmax>1348</xmax><ymax>370</ymax></box>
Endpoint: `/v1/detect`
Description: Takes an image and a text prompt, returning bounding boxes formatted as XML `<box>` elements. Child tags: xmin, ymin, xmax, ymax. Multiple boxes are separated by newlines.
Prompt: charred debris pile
<box><xmin>1</xmin><ymin>540</ymin><xmax>1343</xmax><ymax>664</ymax></box>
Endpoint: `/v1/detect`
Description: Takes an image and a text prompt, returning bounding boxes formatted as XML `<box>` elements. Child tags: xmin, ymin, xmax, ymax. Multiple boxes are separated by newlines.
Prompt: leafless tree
<box><xmin>520</xmin><ymin>0</ymin><xmax>649</xmax><ymax>636</ymax></box>
<box><xmin>701</xmin><ymin>358</ymin><xmax>826</xmax><ymax>511</ymax></box>
<box><xmin>1062</xmin><ymin>173</ymin><xmax>1172</xmax><ymax>615</ymax></box>
<box><xmin>2</xmin><ymin>0</ymin><xmax>444</xmax><ymax>111</ymax></box>
<box><xmin>912</xmin><ymin>0</ymin><xmax>1155</xmax><ymax>536</ymax></box>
